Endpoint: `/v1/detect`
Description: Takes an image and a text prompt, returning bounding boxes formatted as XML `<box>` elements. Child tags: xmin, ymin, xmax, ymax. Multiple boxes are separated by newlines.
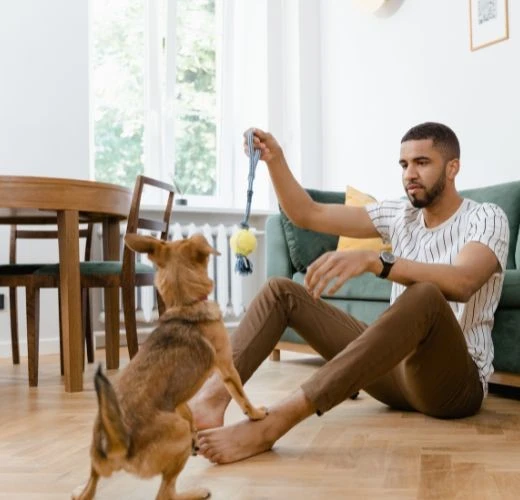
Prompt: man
<box><xmin>189</xmin><ymin>122</ymin><xmax>509</xmax><ymax>465</ymax></box>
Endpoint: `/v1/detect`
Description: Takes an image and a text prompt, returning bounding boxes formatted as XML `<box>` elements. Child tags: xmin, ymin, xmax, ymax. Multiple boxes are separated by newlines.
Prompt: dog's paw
<box><xmin>246</xmin><ymin>406</ymin><xmax>268</xmax><ymax>421</ymax></box>
<box><xmin>70</xmin><ymin>485</ymin><xmax>86</xmax><ymax>500</ymax></box>
<box><xmin>183</xmin><ymin>487</ymin><xmax>211</xmax><ymax>499</ymax></box>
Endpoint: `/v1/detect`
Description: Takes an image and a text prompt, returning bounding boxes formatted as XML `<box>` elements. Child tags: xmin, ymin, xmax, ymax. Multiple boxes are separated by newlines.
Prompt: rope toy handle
<box><xmin>241</xmin><ymin>130</ymin><xmax>261</xmax><ymax>229</ymax></box>
<box><xmin>230</xmin><ymin>129</ymin><xmax>261</xmax><ymax>275</ymax></box>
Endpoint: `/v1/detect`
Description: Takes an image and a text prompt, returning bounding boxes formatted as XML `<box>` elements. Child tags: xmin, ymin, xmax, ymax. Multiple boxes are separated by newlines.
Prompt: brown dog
<box><xmin>73</xmin><ymin>233</ymin><xmax>267</xmax><ymax>500</ymax></box>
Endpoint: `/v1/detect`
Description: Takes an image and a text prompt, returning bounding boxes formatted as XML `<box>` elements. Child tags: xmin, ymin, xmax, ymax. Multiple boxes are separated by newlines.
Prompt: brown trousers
<box><xmin>231</xmin><ymin>277</ymin><xmax>483</xmax><ymax>418</ymax></box>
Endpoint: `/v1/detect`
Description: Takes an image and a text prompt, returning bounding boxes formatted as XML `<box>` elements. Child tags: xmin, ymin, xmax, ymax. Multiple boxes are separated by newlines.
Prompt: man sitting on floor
<box><xmin>189</xmin><ymin>122</ymin><xmax>509</xmax><ymax>464</ymax></box>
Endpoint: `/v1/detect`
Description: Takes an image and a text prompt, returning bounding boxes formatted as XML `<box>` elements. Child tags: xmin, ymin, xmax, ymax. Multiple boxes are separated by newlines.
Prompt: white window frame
<box><xmin>90</xmin><ymin>0</ymin><xmax>273</xmax><ymax>210</ymax></box>
<box><xmin>143</xmin><ymin>0</ymin><xmax>233</xmax><ymax>208</ymax></box>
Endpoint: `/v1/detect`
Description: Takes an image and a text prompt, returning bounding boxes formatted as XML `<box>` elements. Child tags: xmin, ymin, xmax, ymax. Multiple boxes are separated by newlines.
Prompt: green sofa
<box><xmin>266</xmin><ymin>181</ymin><xmax>520</xmax><ymax>386</ymax></box>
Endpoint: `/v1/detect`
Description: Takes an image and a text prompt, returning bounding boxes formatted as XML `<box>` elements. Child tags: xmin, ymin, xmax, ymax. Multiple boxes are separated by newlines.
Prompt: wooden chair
<box><xmin>0</xmin><ymin>225</ymin><xmax>94</xmax><ymax>386</ymax></box>
<box><xmin>32</xmin><ymin>175</ymin><xmax>175</xmax><ymax>371</ymax></box>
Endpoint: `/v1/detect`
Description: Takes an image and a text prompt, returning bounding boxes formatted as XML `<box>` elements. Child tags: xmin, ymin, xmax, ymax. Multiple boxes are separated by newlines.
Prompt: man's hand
<box><xmin>304</xmin><ymin>250</ymin><xmax>382</xmax><ymax>299</ymax></box>
<box><xmin>243</xmin><ymin>128</ymin><xmax>284</xmax><ymax>164</ymax></box>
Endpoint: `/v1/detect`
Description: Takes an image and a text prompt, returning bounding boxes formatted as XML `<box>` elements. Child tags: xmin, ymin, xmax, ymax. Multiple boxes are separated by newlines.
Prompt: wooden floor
<box><xmin>2</xmin><ymin>351</ymin><xmax>520</xmax><ymax>500</ymax></box>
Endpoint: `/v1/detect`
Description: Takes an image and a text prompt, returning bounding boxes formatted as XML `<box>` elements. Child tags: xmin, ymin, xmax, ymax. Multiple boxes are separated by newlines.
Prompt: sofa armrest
<box><xmin>266</xmin><ymin>214</ymin><xmax>294</xmax><ymax>279</ymax></box>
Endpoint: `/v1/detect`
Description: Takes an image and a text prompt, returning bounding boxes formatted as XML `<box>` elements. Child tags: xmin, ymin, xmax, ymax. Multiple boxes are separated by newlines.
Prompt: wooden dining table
<box><xmin>0</xmin><ymin>176</ymin><xmax>132</xmax><ymax>392</ymax></box>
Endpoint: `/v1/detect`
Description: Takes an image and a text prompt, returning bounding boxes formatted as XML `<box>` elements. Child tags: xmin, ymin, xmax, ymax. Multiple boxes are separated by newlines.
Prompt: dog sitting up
<box><xmin>73</xmin><ymin>233</ymin><xmax>267</xmax><ymax>500</ymax></box>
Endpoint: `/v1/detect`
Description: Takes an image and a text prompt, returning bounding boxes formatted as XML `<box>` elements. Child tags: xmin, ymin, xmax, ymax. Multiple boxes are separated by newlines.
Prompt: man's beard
<box><xmin>407</xmin><ymin>169</ymin><xmax>447</xmax><ymax>208</ymax></box>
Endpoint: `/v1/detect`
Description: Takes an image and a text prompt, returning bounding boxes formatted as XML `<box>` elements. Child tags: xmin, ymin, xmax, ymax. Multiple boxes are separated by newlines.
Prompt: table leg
<box><xmin>103</xmin><ymin>218</ymin><xmax>122</xmax><ymax>369</ymax></box>
<box><xmin>57</xmin><ymin>210</ymin><xmax>83</xmax><ymax>392</ymax></box>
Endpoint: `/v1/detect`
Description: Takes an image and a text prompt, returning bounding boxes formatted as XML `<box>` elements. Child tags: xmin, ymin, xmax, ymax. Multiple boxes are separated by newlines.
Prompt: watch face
<box><xmin>381</xmin><ymin>251</ymin><xmax>396</xmax><ymax>264</ymax></box>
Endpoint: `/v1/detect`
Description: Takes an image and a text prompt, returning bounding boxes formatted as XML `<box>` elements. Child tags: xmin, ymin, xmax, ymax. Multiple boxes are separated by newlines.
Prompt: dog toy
<box><xmin>230</xmin><ymin>129</ymin><xmax>261</xmax><ymax>275</ymax></box>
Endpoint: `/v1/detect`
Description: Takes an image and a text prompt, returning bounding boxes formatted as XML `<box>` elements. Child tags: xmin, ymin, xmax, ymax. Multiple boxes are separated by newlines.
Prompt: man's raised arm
<box><xmin>246</xmin><ymin>128</ymin><xmax>379</xmax><ymax>239</ymax></box>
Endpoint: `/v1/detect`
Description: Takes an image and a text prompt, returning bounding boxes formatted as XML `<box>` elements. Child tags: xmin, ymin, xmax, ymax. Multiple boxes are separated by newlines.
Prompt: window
<box><xmin>91</xmin><ymin>0</ymin><xmax>225</xmax><ymax>205</ymax></box>
<box><xmin>91</xmin><ymin>0</ymin><xmax>145</xmax><ymax>189</ymax></box>
<box><xmin>91</xmin><ymin>0</ymin><xmax>270</xmax><ymax>209</ymax></box>
<box><xmin>173</xmin><ymin>0</ymin><xmax>217</xmax><ymax>198</ymax></box>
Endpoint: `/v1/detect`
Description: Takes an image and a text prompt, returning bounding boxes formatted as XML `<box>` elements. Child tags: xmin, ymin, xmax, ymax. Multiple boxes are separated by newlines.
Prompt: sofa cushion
<box><xmin>336</xmin><ymin>186</ymin><xmax>391</xmax><ymax>253</ymax></box>
<box><xmin>293</xmin><ymin>271</ymin><xmax>392</xmax><ymax>301</ymax></box>
<box><xmin>498</xmin><ymin>270</ymin><xmax>520</xmax><ymax>308</ymax></box>
<box><xmin>492</xmin><ymin>309</ymin><xmax>520</xmax><ymax>373</ymax></box>
<box><xmin>280</xmin><ymin>189</ymin><xmax>344</xmax><ymax>272</ymax></box>
<box><xmin>460</xmin><ymin>181</ymin><xmax>520</xmax><ymax>269</ymax></box>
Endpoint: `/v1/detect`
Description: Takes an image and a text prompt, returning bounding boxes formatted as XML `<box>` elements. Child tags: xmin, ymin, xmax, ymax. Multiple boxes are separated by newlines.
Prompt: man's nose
<box><xmin>403</xmin><ymin>164</ymin><xmax>418</xmax><ymax>180</ymax></box>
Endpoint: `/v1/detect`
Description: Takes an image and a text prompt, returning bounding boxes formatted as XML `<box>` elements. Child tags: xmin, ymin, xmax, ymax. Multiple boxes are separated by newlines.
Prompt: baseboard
<box><xmin>0</xmin><ymin>337</ymin><xmax>61</xmax><ymax>358</ymax></box>
<box><xmin>489</xmin><ymin>371</ymin><xmax>520</xmax><ymax>388</ymax></box>
<box><xmin>94</xmin><ymin>321</ymin><xmax>240</xmax><ymax>350</ymax></box>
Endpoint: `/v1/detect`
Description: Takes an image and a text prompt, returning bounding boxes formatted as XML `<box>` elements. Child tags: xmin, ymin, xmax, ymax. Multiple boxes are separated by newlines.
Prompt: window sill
<box><xmin>141</xmin><ymin>204</ymin><xmax>276</xmax><ymax>217</ymax></box>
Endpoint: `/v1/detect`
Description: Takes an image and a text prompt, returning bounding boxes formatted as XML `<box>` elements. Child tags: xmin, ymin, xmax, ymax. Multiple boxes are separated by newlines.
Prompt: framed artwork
<box><xmin>470</xmin><ymin>0</ymin><xmax>509</xmax><ymax>51</ymax></box>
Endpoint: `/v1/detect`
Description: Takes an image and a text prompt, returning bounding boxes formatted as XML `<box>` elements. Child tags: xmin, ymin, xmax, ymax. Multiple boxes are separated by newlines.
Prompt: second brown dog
<box><xmin>73</xmin><ymin>233</ymin><xmax>267</xmax><ymax>500</ymax></box>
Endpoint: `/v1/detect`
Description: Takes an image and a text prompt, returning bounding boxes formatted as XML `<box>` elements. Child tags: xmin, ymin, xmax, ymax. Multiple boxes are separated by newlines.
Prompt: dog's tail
<box><xmin>93</xmin><ymin>365</ymin><xmax>130</xmax><ymax>460</ymax></box>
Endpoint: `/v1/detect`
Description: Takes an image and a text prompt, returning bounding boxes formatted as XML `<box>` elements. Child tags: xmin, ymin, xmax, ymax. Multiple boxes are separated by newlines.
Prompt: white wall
<box><xmin>0</xmin><ymin>1</ymin><xmax>89</xmax><ymax>356</ymax></box>
<box><xmin>267</xmin><ymin>0</ymin><xmax>324</xmax><ymax>198</ymax></box>
<box><xmin>0</xmin><ymin>1</ymin><xmax>89</xmax><ymax>179</ymax></box>
<box><xmin>319</xmin><ymin>0</ymin><xmax>519</xmax><ymax>200</ymax></box>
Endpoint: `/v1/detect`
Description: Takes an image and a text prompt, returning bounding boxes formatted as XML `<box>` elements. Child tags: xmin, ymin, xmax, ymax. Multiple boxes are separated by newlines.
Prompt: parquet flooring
<box><xmin>1</xmin><ymin>350</ymin><xmax>520</xmax><ymax>499</ymax></box>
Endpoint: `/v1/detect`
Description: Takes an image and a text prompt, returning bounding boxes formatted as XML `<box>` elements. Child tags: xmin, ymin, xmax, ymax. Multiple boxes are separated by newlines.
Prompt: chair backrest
<box><xmin>9</xmin><ymin>225</ymin><xmax>93</xmax><ymax>265</ymax></box>
<box><xmin>121</xmin><ymin>175</ymin><xmax>176</xmax><ymax>274</ymax></box>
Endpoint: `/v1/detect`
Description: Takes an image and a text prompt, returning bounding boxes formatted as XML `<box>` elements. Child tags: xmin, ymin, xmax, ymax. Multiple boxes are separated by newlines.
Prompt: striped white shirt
<box><xmin>366</xmin><ymin>198</ymin><xmax>510</xmax><ymax>393</ymax></box>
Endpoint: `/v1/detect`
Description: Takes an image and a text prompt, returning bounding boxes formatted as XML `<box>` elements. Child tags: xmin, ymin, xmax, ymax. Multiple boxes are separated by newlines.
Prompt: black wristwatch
<box><xmin>378</xmin><ymin>251</ymin><xmax>396</xmax><ymax>279</ymax></box>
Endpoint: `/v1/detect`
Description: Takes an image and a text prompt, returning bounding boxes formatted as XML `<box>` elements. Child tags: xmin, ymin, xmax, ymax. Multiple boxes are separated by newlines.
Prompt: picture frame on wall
<box><xmin>470</xmin><ymin>0</ymin><xmax>509</xmax><ymax>51</ymax></box>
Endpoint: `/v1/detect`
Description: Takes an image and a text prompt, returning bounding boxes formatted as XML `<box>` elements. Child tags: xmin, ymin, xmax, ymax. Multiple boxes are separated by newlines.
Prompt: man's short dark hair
<box><xmin>401</xmin><ymin>122</ymin><xmax>460</xmax><ymax>161</ymax></box>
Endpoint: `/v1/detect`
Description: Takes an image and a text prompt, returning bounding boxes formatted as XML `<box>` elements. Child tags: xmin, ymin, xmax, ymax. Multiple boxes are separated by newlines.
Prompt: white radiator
<box><xmin>137</xmin><ymin>223</ymin><xmax>256</xmax><ymax>322</ymax></box>
<box><xmin>97</xmin><ymin>223</ymin><xmax>261</xmax><ymax>328</ymax></box>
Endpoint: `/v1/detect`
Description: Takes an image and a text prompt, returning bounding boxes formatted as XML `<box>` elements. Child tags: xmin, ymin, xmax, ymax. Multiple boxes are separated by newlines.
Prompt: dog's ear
<box><xmin>124</xmin><ymin>234</ymin><xmax>162</xmax><ymax>255</ymax></box>
<box><xmin>189</xmin><ymin>233</ymin><xmax>221</xmax><ymax>261</ymax></box>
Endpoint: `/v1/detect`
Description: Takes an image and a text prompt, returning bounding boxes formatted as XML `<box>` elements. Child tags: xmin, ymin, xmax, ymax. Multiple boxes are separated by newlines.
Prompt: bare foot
<box><xmin>188</xmin><ymin>374</ymin><xmax>231</xmax><ymax>431</ymax></box>
<box><xmin>197</xmin><ymin>389</ymin><xmax>315</xmax><ymax>464</ymax></box>
<box><xmin>197</xmin><ymin>415</ymin><xmax>276</xmax><ymax>464</ymax></box>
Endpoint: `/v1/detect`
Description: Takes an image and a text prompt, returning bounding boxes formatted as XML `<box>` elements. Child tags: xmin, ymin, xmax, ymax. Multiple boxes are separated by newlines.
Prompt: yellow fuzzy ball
<box><xmin>230</xmin><ymin>228</ymin><xmax>257</xmax><ymax>256</ymax></box>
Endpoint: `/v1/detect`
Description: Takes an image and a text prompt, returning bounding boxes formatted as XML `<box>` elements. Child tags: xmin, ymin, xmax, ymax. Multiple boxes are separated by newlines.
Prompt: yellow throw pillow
<box><xmin>336</xmin><ymin>186</ymin><xmax>391</xmax><ymax>252</ymax></box>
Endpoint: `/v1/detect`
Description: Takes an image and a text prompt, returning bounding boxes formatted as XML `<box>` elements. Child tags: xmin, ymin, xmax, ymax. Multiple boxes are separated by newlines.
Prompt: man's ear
<box><xmin>447</xmin><ymin>159</ymin><xmax>460</xmax><ymax>180</ymax></box>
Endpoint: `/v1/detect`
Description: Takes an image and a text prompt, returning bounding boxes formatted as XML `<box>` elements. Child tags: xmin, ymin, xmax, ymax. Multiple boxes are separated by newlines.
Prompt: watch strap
<box><xmin>378</xmin><ymin>256</ymin><xmax>393</xmax><ymax>279</ymax></box>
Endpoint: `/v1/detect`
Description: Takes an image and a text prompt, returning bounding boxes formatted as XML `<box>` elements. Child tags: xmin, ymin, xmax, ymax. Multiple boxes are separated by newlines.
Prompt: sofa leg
<box><xmin>270</xmin><ymin>349</ymin><xmax>281</xmax><ymax>361</ymax></box>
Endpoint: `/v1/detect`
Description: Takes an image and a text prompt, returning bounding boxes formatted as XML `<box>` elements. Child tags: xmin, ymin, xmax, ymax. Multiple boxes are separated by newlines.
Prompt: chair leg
<box><xmin>156</xmin><ymin>291</ymin><xmax>166</xmax><ymax>317</ymax></box>
<box><xmin>83</xmin><ymin>288</ymin><xmax>94</xmax><ymax>363</ymax></box>
<box><xmin>122</xmin><ymin>284</ymin><xmax>139</xmax><ymax>359</ymax></box>
<box><xmin>59</xmin><ymin>328</ymin><xmax>64</xmax><ymax>376</ymax></box>
<box><xmin>58</xmin><ymin>290</ymin><xmax>64</xmax><ymax>376</ymax></box>
<box><xmin>9</xmin><ymin>287</ymin><xmax>20</xmax><ymax>364</ymax></box>
<box><xmin>104</xmin><ymin>287</ymin><xmax>120</xmax><ymax>369</ymax></box>
<box><xmin>59</xmin><ymin>289</ymin><xmax>91</xmax><ymax>374</ymax></box>
<box><xmin>26</xmin><ymin>286</ymin><xmax>40</xmax><ymax>387</ymax></box>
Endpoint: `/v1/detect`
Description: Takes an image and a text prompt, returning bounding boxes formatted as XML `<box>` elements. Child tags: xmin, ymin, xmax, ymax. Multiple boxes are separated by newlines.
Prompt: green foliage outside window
<box><xmin>174</xmin><ymin>0</ymin><xmax>216</xmax><ymax>196</ymax></box>
<box><xmin>93</xmin><ymin>0</ymin><xmax>217</xmax><ymax>195</ymax></box>
<box><xmin>92</xmin><ymin>0</ymin><xmax>145</xmax><ymax>187</ymax></box>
